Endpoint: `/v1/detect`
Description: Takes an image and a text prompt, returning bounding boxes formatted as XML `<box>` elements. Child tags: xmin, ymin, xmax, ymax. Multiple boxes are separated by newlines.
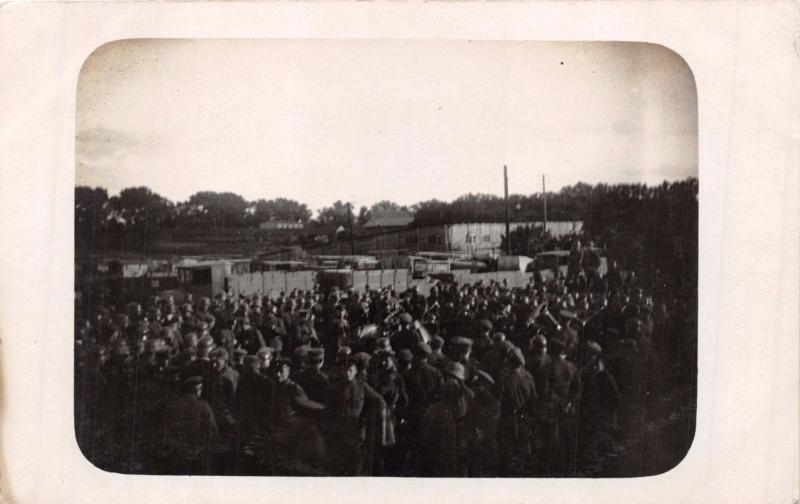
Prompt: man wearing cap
<box><xmin>397</xmin><ymin>348</ymin><xmax>413</xmax><ymax>373</ymax></box>
<box><xmin>526</xmin><ymin>334</ymin><xmax>552</xmax><ymax>395</ymax></box>
<box><xmin>352</xmin><ymin>352</ymin><xmax>371</xmax><ymax>382</ymax></box>
<box><xmin>256</xmin><ymin>347</ymin><xmax>274</xmax><ymax>376</ymax></box>
<box><xmin>237</xmin><ymin>317</ymin><xmax>266</xmax><ymax>356</ymax></box>
<box><xmin>577</xmin><ymin>341</ymin><xmax>621</xmax><ymax>467</ymax></box>
<box><xmin>262</xmin><ymin>305</ymin><xmax>287</xmax><ymax>342</ymax></box>
<box><xmin>161</xmin><ymin>375</ymin><xmax>219</xmax><ymax>475</ymax></box>
<box><xmin>450</xmin><ymin>337</ymin><xmax>479</xmax><ymax>383</ymax></box>
<box><xmin>401</xmin><ymin>342</ymin><xmax>444</xmax><ymax>466</ymax></box>
<box><xmin>208</xmin><ymin>348</ymin><xmax>237</xmax><ymax>433</ymax></box>
<box><xmin>419</xmin><ymin>379</ymin><xmax>470</xmax><ymax>476</ymax></box>
<box><xmin>472</xmin><ymin>319</ymin><xmax>494</xmax><ymax>362</ymax></box>
<box><xmin>464</xmin><ymin>369</ymin><xmax>500</xmax><ymax>476</ymax></box>
<box><xmin>496</xmin><ymin>346</ymin><xmax>538</xmax><ymax>475</ymax></box>
<box><xmin>294</xmin><ymin>310</ymin><xmax>319</xmax><ymax>349</ymax></box>
<box><xmin>294</xmin><ymin>347</ymin><xmax>331</xmax><ymax>407</ymax></box>
<box><xmin>325</xmin><ymin>304</ymin><xmax>350</xmax><ymax>351</ymax></box>
<box><xmin>183</xmin><ymin>335</ymin><xmax>217</xmax><ymax>399</ymax></box>
<box><xmin>132</xmin><ymin>338</ymin><xmax>175</xmax><ymax>471</ymax></box>
<box><xmin>390</xmin><ymin>312</ymin><xmax>420</xmax><ymax>353</ymax></box>
<box><xmin>196</xmin><ymin>297</ymin><xmax>216</xmax><ymax>332</ymax></box>
<box><xmin>234</xmin><ymin>355</ymin><xmax>274</xmax><ymax>446</ymax></box>
<box><xmin>264</xmin><ymin>357</ymin><xmax>326</xmax><ymax>475</ymax></box>
<box><xmin>427</xmin><ymin>335</ymin><xmax>450</xmax><ymax>372</ymax></box>
<box><xmin>537</xmin><ymin>338</ymin><xmax>582</xmax><ymax>476</ymax></box>
<box><xmin>231</xmin><ymin>348</ymin><xmax>248</xmax><ymax>374</ymax></box>
<box><xmin>326</xmin><ymin>358</ymin><xmax>386</xmax><ymax>475</ymax></box>
<box><xmin>480</xmin><ymin>333</ymin><xmax>513</xmax><ymax>382</ymax></box>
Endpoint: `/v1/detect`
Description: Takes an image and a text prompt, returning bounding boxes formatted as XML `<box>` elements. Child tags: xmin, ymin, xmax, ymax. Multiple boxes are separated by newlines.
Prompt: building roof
<box><xmin>363</xmin><ymin>212</ymin><xmax>414</xmax><ymax>228</ymax></box>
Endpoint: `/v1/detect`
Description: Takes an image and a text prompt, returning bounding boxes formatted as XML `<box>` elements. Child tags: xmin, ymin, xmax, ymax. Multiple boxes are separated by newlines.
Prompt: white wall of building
<box><xmin>445</xmin><ymin>221</ymin><xmax>582</xmax><ymax>255</ymax></box>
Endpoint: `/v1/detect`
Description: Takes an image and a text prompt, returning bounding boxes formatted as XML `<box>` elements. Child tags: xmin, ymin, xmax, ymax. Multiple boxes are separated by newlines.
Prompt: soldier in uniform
<box><xmin>526</xmin><ymin>334</ymin><xmax>552</xmax><ymax>395</ymax></box>
<box><xmin>390</xmin><ymin>312</ymin><xmax>420</xmax><ymax>353</ymax></box>
<box><xmin>472</xmin><ymin>319</ymin><xmax>494</xmax><ymax>361</ymax></box>
<box><xmin>294</xmin><ymin>348</ymin><xmax>331</xmax><ymax>406</ymax></box>
<box><xmin>480</xmin><ymin>333</ymin><xmax>513</xmax><ymax>382</ymax></box>
<box><xmin>537</xmin><ymin>338</ymin><xmax>582</xmax><ymax>476</ymax></box>
<box><xmin>427</xmin><ymin>335</ymin><xmax>450</xmax><ymax>372</ymax></box>
<box><xmin>267</xmin><ymin>357</ymin><xmax>325</xmax><ymax>475</ymax></box>
<box><xmin>496</xmin><ymin>347</ymin><xmax>538</xmax><ymax>475</ymax></box>
<box><xmin>326</xmin><ymin>358</ymin><xmax>386</xmax><ymax>476</ymax></box>
<box><xmin>161</xmin><ymin>376</ymin><xmax>219</xmax><ymax>475</ymax></box>
<box><xmin>450</xmin><ymin>337</ymin><xmax>480</xmax><ymax>383</ymax></box>
<box><xmin>419</xmin><ymin>379</ymin><xmax>470</xmax><ymax>477</ymax></box>
<box><xmin>233</xmin><ymin>355</ymin><xmax>274</xmax><ymax>473</ymax></box>
<box><xmin>184</xmin><ymin>336</ymin><xmax>216</xmax><ymax>401</ymax></box>
<box><xmin>237</xmin><ymin>316</ymin><xmax>266</xmax><ymax>356</ymax></box>
<box><xmin>464</xmin><ymin>369</ymin><xmax>500</xmax><ymax>476</ymax></box>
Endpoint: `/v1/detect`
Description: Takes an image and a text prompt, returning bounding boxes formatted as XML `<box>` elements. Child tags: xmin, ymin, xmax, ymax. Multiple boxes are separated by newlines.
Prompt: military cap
<box><xmin>398</xmin><ymin>348</ymin><xmax>413</xmax><ymax>363</ymax></box>
<box><xmin>337</xmin><ymin>346</ymin><xmax>353</xmax><ymax>357</ymax></box>
<box><xmin>375</xmin><ymin>337</ymin><xmax>392</xmax><ymax>353</ymax></box>
<box><xmin>445</xmin><ymin>362</ymin><xmax>466</xmax><ymax>381</ymax></box>
<box><xmin>209</xmin><ymin>348</ymin><xmax>229</xmax><ymax>361</ymax></box>
<box><xmin>499</xmin><ymin>340</ymin><xmax>515</xmax><ymax>352</ymax></box>
<box><xmin>473</xmin><ymin>369</ymin><xmax>495</xmax><ymax>386</ymax></box>
<box><xmin>413</xmin><ymin>342</ymin><xmax>432</xmax><ymax>356</ymax></box>
<box><xmin>430</xmin><ymin>335</ymin><xmax>445</xmax><ymax>350</ymax></box>
<box><xmin>375</xmin><ymin>348</ymin><xmax>396</xmax><ymax>360</ymax></box>
<box><xmin>294</xmin><ymin>345</ymin><xmax>310</xmax><ymax>358</ymax></box>
<box><xmin>306</xmin><ymin>347</ymin><xmax>325</xmax><ymax>363</ymax></box>
<box><xmin>183</xmin><ymin>375</ymin><xmax>203</xmax><ymax>387</ymax></box>
<box><xmin>586</xmin><ymin>341</ymin><xmax>602</xmax><ymax>355</ymax></box>
<box><xmin>508</xmin><ymin>347</ymin><xmax>526</xmax><ymax>367</ymax></box>
<box><xmin>492</xmin><ymin>332</ymin><xmax>506</xmax><ymax>343</ymax></box>
<box><xmin>398</xmin><ymin>312</ymin><xmax>413</xmax><ymax>324</ymax></box>
<box><xmin>451</xmin><ymin>337</ymin><xmax>473</xmax><ymax>351</ymax></box>
<box><xmin>352</xmin><ymin>352</ymin><xmax>371</xmax><ymax>369</ymax></box>
<box><xmin>479</xmin><ymin>319</ymin><xmax>493</xmax><ymax>331</ymax></box>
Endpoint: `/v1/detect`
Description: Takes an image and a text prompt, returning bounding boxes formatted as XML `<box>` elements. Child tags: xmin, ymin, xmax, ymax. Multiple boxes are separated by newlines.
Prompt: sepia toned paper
<box><xmin>0</xmin><ymin>1</ymin><xmax>798</xmax><ymax>503</ymax></box>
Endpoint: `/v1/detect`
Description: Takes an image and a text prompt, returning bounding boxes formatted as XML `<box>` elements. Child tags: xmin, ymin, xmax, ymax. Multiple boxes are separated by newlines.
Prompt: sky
<box><xmin>76</xmin><ymin>39</ymin><xmax>697</xmax><ymax>213</ymax></box>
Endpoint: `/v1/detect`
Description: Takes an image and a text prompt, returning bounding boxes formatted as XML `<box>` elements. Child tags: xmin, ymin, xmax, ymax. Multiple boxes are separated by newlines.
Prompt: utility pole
<box><xmin>504</xmin><ymin>165</ymin><xmax>511</xmax><ymax>255</ymax></box>
<box><xmin>347</xmin><ymin>202</ymin><xmax>355</xmax><ymax>255</ymax></box>
<box><xmin>542</xmin><ymin>174</ymin><xmax>548</xmax><ymax>236</ymax></box>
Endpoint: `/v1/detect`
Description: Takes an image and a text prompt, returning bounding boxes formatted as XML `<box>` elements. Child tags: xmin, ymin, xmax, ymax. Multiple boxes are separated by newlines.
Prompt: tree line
<box><xmin>76</xmin><ymin>178</ymin><xmax>698</xmax><ymax>285</ymax></box>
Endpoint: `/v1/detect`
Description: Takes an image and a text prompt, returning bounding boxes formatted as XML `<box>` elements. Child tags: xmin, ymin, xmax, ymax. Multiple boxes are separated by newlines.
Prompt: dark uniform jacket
<box><xmin>162</xmin><ymin>392</ymin><xmax>219</xmax><ymax>463</ymax></box>
<box><xmin>294</xmin><ymin>367</ymin><xmax>331</xmax><ymax>407</ymax></box>
<box><xmin>402</xmin><ymin>359</ymin><xmax>444</xmax><ymax>419</ymax></box>
<box><xmin>234</xmin><ymin>370</ymin><xmax>275</xmax><ymax>438</ymax></box>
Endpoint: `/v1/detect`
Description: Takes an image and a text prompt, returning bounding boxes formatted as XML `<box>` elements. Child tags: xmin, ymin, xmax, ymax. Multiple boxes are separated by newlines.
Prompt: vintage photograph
<box><xmin>74</xmin><ymin>39</ymin><xmax>698</xmax><ymax>477</ymax></box>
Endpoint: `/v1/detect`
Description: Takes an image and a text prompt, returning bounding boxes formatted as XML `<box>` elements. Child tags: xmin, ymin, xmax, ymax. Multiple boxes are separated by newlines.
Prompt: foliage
<box><xmin>74</xmin><ymin>177</ymin><xmax>698</xmax><ymax>288</ymax></box>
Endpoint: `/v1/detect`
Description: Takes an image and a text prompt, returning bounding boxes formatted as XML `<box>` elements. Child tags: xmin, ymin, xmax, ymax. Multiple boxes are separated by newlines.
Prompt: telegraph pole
<box><xmin>347</xmin><ymin>202</ymin><xmax>355</xmax><ymax>255</ymax></box>
<box><xmin>504</xmin><ymin>165</ymin><xmax>511</xmax><ymax>255</ymax></box>
<box><xmin>542</xmin><ymin>174</ymin><xmax>548</xmax><ymax>236</ymax></box>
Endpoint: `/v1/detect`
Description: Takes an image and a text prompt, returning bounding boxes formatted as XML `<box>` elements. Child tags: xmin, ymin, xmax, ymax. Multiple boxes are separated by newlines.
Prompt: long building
<box><xmin>290</xmin><ymin>221</ymin><xmax>582</xmax><ymax>259</ymax></box>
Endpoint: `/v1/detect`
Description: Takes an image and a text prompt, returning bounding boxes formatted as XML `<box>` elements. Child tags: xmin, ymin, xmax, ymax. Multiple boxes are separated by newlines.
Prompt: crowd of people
<box><xmin>75</xmin><ymin>251</ymin><xmax>697</xmax><ymax>477</ymax></box>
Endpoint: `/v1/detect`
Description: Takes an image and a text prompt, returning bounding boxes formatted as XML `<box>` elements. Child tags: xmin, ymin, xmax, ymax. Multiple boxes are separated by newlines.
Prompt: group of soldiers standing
<box><xmin>75</xmin><ymin>256</ymin><xmax>695</xmax><ymax>477</ymax></box>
